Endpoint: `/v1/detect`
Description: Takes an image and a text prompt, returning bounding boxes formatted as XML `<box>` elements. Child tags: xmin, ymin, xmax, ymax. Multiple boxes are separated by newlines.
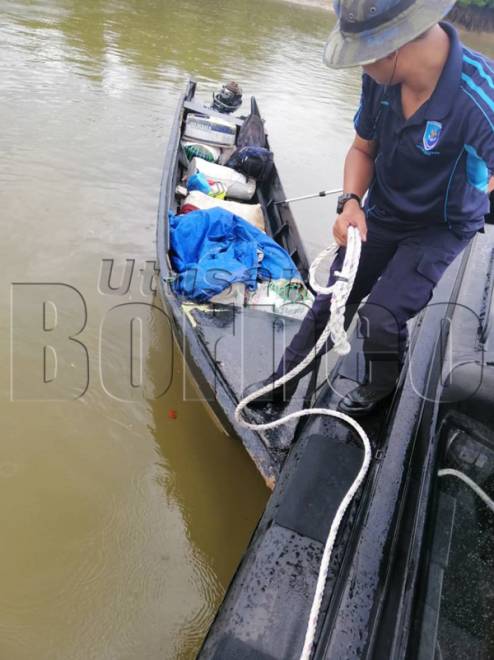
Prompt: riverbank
<box><xmin>449</xmin><ymin>4</ymin><xmax>494</xmax><ymax>31</ymax></box>
<box><xmin>282</xmin><ymin>0</ymin><xmax>494</xmax><ymax>32</ymax></box>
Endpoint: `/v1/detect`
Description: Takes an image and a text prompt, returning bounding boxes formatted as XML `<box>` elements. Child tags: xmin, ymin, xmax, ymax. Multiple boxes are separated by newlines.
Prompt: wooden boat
<box><xmin>156</xmin><ymin>81</ymin><xmax>312</xmax><ymax>488</ymax></box>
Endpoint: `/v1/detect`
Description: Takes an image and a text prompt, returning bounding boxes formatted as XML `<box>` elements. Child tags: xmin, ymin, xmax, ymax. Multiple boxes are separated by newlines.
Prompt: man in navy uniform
<box><xmin>246</xmin><ymin>0</ymin><xmax>494</xmax><ymax>417</ymax></box>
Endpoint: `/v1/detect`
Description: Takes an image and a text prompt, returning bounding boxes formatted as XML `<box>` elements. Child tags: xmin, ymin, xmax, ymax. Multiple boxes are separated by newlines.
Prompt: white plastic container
<box><xmin>187</xmin><ymin>157</ymin><xmax>256</xmax><ymax>201</ymax></box>
<box><xmin>184</xmin><ymin>114</ymin><xmax>237</xmax><ymax>147</ymax></box>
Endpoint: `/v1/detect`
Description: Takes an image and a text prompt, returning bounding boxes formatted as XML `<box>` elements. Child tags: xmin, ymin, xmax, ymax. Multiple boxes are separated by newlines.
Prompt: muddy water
<box><xmin>1</xmin><ymin>1</ymin><xmax>492</xmax><ymax>658</ymax></box>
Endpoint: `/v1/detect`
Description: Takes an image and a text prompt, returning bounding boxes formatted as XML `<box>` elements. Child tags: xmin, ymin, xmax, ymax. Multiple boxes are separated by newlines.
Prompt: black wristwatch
<box><xmin>337</xmin><ymin>193</ymin><xmax>362</xmax><ymax>215</ymax></box>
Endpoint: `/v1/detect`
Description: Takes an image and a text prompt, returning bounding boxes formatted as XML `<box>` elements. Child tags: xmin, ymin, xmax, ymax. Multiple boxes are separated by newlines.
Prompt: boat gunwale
<box><xmin>313</xmin><ymin>239</ymin><xmax>481</xmax><ymax>659</ymax></box>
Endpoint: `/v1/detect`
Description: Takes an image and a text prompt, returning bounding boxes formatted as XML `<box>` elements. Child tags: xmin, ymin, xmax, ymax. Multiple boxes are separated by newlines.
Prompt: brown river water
<box><xmin>1</xmin><ymin>1</ymin><xmax>493</xmax><ymax>658</ymax></box>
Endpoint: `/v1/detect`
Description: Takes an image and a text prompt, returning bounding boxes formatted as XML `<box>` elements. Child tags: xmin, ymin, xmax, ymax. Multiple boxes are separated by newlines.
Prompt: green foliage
<box><xmin>457</xmin><ymin>0</ymin><xmax>494</xmax><ymax>8</ymax></box>
<box><xmin>449</xmin><ymin>0</ymin><xmax>494</xmax><ymax>30</ymax></box>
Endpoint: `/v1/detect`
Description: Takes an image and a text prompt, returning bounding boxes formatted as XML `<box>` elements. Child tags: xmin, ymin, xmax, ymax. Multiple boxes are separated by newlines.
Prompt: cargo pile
<box><xmin>170</xmin><ymin>90</ymin><xmax>313</xmax><ymax>318</ymax></box>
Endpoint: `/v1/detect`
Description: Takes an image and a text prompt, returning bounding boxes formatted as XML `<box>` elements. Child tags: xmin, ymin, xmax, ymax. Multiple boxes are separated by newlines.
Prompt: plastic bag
<box><xmin>247</xmin><ymin>280</ymin><xmax>314</xmax><ymax>320</ymax></box>
<box><xmin>226</xmin><ymin>146</ymin><xmax>274</xmax><ymax>182</ymax></box>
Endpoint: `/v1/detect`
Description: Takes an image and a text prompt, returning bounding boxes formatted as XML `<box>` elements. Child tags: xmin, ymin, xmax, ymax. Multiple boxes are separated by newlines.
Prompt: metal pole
<box><xmin>275</xmin><ymin>187</ymin><xmax>343</xmax><ymax>205</ymax></box>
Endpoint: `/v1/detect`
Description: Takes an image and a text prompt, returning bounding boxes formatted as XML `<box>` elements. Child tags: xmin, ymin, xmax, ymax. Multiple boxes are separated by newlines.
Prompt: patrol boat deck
<box><xmin>199</xmin><ymin>219</ymin><xmax>494</xmax><ymax>659</ymax></box>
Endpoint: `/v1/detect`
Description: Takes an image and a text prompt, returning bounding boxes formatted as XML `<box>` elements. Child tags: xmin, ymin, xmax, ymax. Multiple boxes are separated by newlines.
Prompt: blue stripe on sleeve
<box><xmin>463</xmin><ymin>54</ymin><xmax>494</xmax><ymax>90</ymax></box>
<box><xmin>461</xmin><ymin>87</ymin><xmax>494</xmax><ymax>133</ymax></box>
<box><xmin>464</xmin><ymin>48</ymin><xmax>494</xmax><ymax>76</ymax></box>
<box><xmin>461</xmin><ymin>73</ymin><xmax>494</xmax><ymax>114</ymax></box>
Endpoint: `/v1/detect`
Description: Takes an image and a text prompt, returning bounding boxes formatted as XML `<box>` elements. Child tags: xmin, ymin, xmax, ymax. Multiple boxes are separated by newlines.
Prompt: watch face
<box><xmin>337</xmin><ymin>194</ymin><xmax>349</xmax><ymax>214</ymax></box>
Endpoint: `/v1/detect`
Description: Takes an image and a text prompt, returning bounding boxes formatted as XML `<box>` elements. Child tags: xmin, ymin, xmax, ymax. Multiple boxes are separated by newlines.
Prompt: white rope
<box><xmin>235</xmin><ymin>228</ymin><xmax>372</xmax><ymax>660</ymax></box>
<box><xmin>438</xmin><ymin>468</ymin><xmax>494</xmax><ymax>513</ymax></box>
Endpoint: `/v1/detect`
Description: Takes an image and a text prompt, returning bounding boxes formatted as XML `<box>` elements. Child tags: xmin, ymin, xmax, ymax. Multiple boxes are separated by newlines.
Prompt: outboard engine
<box><xmin>212</xmin><ymin>81</ymin><xmax>243</xmax><ymax>114</ymax></box>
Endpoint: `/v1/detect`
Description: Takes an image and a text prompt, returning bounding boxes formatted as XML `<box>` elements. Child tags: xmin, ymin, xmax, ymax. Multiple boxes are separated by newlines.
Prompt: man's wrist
<box><xmin>345</xmin><ymin>198</ymin><xmax>362</xmax><ymax>211</ymax></box>
<box><xmin>337</xmin><ymin>192</ymin><xmax>362</xmax><ymax>214</ymax></box>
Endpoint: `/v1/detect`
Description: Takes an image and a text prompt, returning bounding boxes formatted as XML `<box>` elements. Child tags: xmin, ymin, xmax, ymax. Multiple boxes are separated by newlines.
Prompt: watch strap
<box><xmin>337</xmin><ymin>193</ymin><xmax>362</xmax><ymax>214</ymax></box>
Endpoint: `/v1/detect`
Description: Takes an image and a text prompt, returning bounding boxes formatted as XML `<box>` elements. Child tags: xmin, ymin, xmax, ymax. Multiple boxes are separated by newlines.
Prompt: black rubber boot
<box><xmin>337</xmin><ymin>359</ymin><xmax>400</xmax><ymax>418</ymax></box>
<box><xmin>242</xmin><ymin>373</ymin><xmax>296</xmax><ymax>410</ymax></box>
<box><xmin>337</xmin><ymin>384</ymin><xmax>395</xmax><ymax>418</ymax></box>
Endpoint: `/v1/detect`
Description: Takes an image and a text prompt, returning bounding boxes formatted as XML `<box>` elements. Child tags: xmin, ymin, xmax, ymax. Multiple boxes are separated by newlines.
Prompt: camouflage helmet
<box><xmin>324</xmin><ymin>0</ymin><xmax>457</xmax><ymax>69</ymax></box>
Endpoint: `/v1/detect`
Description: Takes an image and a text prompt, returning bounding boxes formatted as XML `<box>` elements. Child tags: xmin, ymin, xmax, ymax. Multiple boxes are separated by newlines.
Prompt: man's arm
<box><xmin>333</xmin><ymin>135</ymin><xmax>377</xmax><ymax>246</ymax></box>
<box><xmin>489</xmin><ymin>176</ymin><xmax>494</xmax><ymax>194</ymax></box>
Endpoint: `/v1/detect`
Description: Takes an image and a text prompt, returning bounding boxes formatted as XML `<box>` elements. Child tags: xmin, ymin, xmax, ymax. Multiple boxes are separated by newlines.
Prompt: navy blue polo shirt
<box><xmin>354</xmin><ymin>22</ymin><xmax>494</xmax><ymax>237</ymax></box>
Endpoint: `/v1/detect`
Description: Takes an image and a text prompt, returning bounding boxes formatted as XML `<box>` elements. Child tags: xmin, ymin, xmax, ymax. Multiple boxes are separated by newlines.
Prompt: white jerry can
<box><xmin>187</xmin><ymin>157</ymin><xmax>256</xmax><ymax>201</ymax></box>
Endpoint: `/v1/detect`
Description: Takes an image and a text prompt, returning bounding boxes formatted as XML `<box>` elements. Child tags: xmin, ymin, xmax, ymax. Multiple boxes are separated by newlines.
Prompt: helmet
<box><xmin>324</xmin><ymin>0</ymin><xmax>456</xmax><ymax>69</ymax></box>
<box><xmin>212</xmin><ymin>81</ymin><xmax>243</xmax><ymax>114</ymax></box>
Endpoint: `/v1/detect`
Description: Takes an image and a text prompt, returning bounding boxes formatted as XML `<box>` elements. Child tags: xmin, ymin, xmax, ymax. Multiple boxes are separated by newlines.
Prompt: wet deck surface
<box><xmin>199</xmin><ymin>330</ymin><xmax>389</xmax><ymax>659</ymax></box>
<box><xmin>191</xmin><ymin>304</ymin><xmax>313</xmax><ymax>449</ymax></box>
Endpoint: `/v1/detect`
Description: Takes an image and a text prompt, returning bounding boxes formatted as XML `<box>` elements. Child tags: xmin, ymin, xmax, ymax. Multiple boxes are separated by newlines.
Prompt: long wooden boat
<box><xmin>156</xmin><ymin>81</ymin><xmax>312</xmax><ymax>488</ymax></box>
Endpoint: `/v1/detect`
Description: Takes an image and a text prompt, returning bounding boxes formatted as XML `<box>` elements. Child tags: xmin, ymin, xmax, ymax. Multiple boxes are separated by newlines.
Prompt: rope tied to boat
<box><xmin>235</xmin><ymin>227</ymin><xmax>494</xmax><ymax>660</ymax></box>
<box><xmin>235</xmin><ymin>227</ymin><xmax>371</xmax><ymax>659</ymax></box>
<box><xmin>234</xmin><ymin>227</ymin><xmax>494</xmax><ymax>660</ymax></box>
<box><xmin>236</xmin><ymin>229</ymin><xmax>362</xmax><ymax>429</ymax></box>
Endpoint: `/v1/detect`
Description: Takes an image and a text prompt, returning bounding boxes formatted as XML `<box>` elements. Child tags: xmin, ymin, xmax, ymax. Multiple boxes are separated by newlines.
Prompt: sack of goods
<box><xmin>247</xmin><ymin>280</ymin><xmax>314</xmax><ymax>320</ymax></box>
<box><xmin>210</xmin><ymin>283</ymin><xmax>246</xmax><ymax>307</ymax></box>
<box><xmin>182</xmin><ymin>141</ymin><xmax>221</xmax><ymax>163</ymax></box>
<box><xmin>181</xmin><ymin>190</ymin><xmax>266</xmax><ymax>232</ymax></box>
<box><xmin>183</xmin><ymin>114</ymin><xmax>237</xmax><ymax>147</ymax></box>
<box><xmin>187</xmin><ymin>157</ymin><xmax>256</xmax><ymax>201</ymax></box>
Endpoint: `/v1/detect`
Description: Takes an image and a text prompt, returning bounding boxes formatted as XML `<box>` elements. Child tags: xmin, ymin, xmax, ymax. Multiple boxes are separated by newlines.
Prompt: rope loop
<box><xmin>235</xmin><ymin>227</ymin><xmax>367</xmax><ymax>660</ymax></box>
<box><xmin>232</xmin><ymin>227</ymin><xmax>493</xmax><ymax>660</ymax></box>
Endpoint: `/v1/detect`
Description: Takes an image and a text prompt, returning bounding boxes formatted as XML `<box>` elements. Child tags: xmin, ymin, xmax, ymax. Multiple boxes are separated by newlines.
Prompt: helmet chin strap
<box><xmin>388</xmin><ymin>50</ymin><xmax>400</xmax><ymax>86</ymax></box>
<box><xmin>370</xmin><ymin>52</ymin><xmax>399</xmax><ymax>135</ymax></box>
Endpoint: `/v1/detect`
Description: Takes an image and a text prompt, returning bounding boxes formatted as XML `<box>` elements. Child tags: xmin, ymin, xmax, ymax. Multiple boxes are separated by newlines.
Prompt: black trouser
<box><xmin>274</xmin><ymin>217</ymin><xmax>472</xmax><ymax>391</ymax></box>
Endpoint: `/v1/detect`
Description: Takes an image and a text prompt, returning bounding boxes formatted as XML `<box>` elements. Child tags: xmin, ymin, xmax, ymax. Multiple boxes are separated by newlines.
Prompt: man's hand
<box><xmin>333</xmin><ymin>199</ymin><xmax>368</xmax><ymax>246</ymax></box>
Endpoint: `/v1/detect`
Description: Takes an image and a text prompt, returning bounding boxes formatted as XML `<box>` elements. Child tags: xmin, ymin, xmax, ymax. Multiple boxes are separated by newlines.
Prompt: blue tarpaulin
<box><xmin>169</xmin><ymin>207</ymin><xmax>301</xmax><ymax>302</ymax></box>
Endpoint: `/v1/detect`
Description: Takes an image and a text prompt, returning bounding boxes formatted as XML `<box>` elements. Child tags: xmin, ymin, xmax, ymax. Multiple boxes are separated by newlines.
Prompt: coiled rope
<box><xmin>234</xmin><ymin>228</ymin><xmax>494</xmax><ymax>659</ymax></box>
<box><xmin>235</xmin><ymin>227</ymin><xmax>372</xmax><ymax>659</ymax></box>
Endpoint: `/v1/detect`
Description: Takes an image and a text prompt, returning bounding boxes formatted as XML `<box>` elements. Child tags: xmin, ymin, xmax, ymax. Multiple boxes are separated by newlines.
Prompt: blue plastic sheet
<box><xmin>169</xmin><ymin>207</ymin><xmax>301</xmax><ymax>302</ymax></box>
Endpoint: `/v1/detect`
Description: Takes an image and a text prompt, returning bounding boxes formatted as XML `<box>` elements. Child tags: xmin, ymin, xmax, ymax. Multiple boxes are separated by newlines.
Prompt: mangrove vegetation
<box><xmin>449</xmin><ymin>0</ymin><xmax>494</xmax><ymax>31</ymax></box>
